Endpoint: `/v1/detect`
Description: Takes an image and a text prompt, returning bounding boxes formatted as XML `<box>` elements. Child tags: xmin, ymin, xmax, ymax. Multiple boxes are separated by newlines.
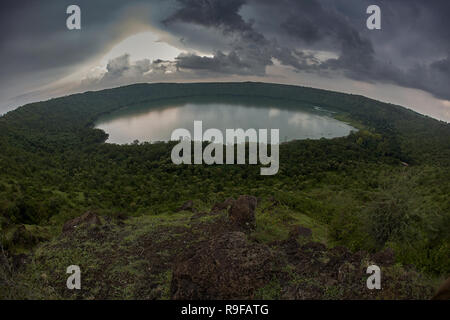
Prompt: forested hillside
<box><xmin>0</xmin><ymin>82</ymin><xmax>448</xmax><ymax>299</ymax></box>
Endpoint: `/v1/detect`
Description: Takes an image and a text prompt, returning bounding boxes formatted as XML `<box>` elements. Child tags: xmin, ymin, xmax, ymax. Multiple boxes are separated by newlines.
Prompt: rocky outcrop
<box><xmin>62</xmin><ymin>211</ymin><xmax>101</xmax><ymax>233</ymax></box>
<box><xmin>228</xmin><ymin>195</ymin><xmax>257</xmax><ymax>229</ymax></box>
<box><xmin>4</xmin><ymin>195</ymin><xmax>435</xmax><ymax>300</ymax></box>
<box><xmin>170</xmin><ymin>231</ymin><xmax>275</xmax><ymax>299</ymax></box>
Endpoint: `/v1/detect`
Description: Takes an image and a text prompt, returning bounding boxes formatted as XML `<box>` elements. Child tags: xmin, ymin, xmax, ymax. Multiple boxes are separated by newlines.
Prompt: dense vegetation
<box><xmin>0</xmin><ymin>82</ymin><xmax>449</xmax><ymax>298</ymax></box>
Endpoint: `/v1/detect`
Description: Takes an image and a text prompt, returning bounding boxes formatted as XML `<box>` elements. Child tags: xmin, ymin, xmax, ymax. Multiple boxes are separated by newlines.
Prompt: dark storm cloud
<box><xmin>394</xmin><ymin>56</ymin><xmax>450</xmax><ymax>102</ymax></box>
<box><xmin>279</xmin><ymin>0</ymin><xmax>375</xmax><ymax>63</ymax></box>
<box><xmin>163</xmin><ymin>0</ymin><xmax>266</xmax><ymax>45</ymax></box>
<box><xmin>163</xmin><ymin>0</ymin><xmax>372</xmax><ymax>77</ymax></box>
<box><xmin>163</xmin><ymin>0</ymin><xmax>272</xmax><ymax>76</ymax></box>
<box><xmin>164</xmin><ymin>0</ymin><xmax>249</xmax><ymax>32</ymax></box>
<box><xmin>163</xmin><ymin>0</ymin><xmax>374</xmax><ymax>76</ymax></box>
<box><xmin>272</xmin><ymin>0</ymin><xmax>450</xmax><ymax>100</ymax></box>
<box><xmin>176</xmin><ymin>49</ymin><xmax>268</xmax><ymax>76</ymax></box>
<box><xmin>163</xmin><ymin>0</ymin><xmax>450</xmax><ymax>100</ymax></box>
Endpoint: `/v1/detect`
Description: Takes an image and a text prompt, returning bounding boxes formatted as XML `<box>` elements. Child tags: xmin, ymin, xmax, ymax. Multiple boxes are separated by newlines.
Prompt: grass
<box><xmin>252</xmin><ymin>201</ymin><xmax>328</xmax><ymax>244</ymax></box>
<box><xmin>254</xmin><ymin>278</ymin><xmax>282</xmax><ymax>299</ymax></box>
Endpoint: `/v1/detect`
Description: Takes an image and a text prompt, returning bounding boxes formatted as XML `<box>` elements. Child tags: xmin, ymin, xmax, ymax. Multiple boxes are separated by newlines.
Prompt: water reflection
<box><xmin>95</xmin><ymin>98</ymin><xmax>356</xmax><ymax>144</ymax></box>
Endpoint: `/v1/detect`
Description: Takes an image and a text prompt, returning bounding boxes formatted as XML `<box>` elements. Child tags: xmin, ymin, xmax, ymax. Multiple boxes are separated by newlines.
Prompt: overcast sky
<box><xmin>1</xmin><ymin>0</ymin><xmax>449</xmax><ymax>121</ymax></box>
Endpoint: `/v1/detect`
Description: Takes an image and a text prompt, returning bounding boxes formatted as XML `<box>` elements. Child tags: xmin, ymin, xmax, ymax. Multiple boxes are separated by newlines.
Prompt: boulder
<box><xmin>62</xmin><ymin>211</ymin><xmax>101</xmax><ymax>233</ymax></box>
<box><xmin>228</xmin><ymin>195</ymin><xmax>257</xmax><ymax>229</ymax></box>
<box><xmin>171</xmin><ymin>231</ymin><xmax>275</xmax><ymax>299</ymax></box>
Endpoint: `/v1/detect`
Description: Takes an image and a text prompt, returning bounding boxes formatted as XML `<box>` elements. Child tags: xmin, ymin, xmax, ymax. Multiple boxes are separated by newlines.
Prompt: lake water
<box><xmin>95</xmin><ymin>98</ymin><xmax>356</xmax><ymax>144</ymax></box>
